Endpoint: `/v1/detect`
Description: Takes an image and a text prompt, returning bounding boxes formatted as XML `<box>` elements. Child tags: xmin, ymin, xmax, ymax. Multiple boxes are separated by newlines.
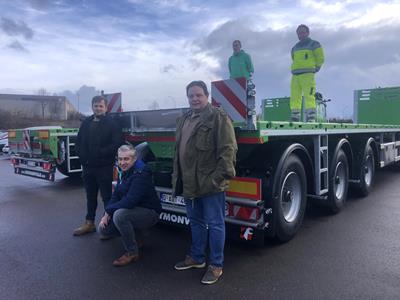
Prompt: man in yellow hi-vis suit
<box><xmin>290</xmin><ymin>24</ymin><xmax>324</xmax><ymax>122</ymax></box>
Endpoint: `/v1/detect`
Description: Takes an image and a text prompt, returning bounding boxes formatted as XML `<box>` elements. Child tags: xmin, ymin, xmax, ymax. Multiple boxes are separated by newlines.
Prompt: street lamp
<box><xmin>76</xmin><ymin>92</ymin><xmax>80</xmax><ymax>113</ymax></box>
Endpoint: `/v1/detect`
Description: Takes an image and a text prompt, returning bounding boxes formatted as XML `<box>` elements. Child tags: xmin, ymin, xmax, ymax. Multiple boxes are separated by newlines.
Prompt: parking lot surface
<box><xmin>0</xmin><ymin>156</ymin><xmax>400</xmax><ymax>299</ymax></box>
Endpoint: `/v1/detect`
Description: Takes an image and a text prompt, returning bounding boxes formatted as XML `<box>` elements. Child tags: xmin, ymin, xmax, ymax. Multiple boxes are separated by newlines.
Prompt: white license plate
<box><xmin>160</xmin><ymin>193</ymin><xmax>185</xmax><ymax>206</ymax></box>
<box><xmin>27</xmin><ymin>161</ymin><xmax>36</xmax><ymax>167</ymax></box>
<box><xmin>21</xmin><ymin>169</ymin><xmax>46</xmax><ymax>178</ymax></box>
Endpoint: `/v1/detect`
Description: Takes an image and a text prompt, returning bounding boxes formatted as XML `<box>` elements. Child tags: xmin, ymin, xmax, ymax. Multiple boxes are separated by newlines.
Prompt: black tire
<box><xmin>274</xmin><ymin>154</ymin><xmax>307</xmax><ymax>242</ymax></box>
<box><xmin>328</xmin><ymin>149</ymin><xmax>349</xmax><ymax>214</ymax></box>
<box><xmin>356</xmin><ymin>145</ymin><xmax>375</xmax><ymax>197</ymax></box>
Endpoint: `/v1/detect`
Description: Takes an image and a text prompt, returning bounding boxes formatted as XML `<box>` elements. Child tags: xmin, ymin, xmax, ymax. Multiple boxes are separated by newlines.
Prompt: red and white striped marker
<box><xmin>211</xmin><ymin>78</ymin><xmax>247</xmax><ymax>122</ymax></box>
<box><xmin>104</xmin><ymin>92</ymin><xmax>122</xmax><ymax>113</ymax></box>
<box><xmin>23</xmin><ymin>130</ymin><xmax>31</xmax><ymax>152</ymax></box>
<box><xmin>226</xmin><ymin>204</ymin><xmax>260</xmax><ymax>221</ymax></box>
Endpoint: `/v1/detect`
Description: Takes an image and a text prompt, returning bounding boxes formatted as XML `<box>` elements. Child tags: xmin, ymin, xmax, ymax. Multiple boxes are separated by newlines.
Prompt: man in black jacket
<box><xmin>99</xmin><ymin>144</ymin><xmax>161</xmax><ymax>266</ymax></box>
<box><xmin>73</xmin><ymin>95</ymin><xmax>122</xmax><ymax>236</ymax></box>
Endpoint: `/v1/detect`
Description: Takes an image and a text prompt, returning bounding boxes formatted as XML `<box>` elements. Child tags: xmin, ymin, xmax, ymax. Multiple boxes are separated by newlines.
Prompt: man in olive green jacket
<box><xmin>172</xmin><ymin>80</ymin><xmax>237</xmax><ymax>285</ymax></box>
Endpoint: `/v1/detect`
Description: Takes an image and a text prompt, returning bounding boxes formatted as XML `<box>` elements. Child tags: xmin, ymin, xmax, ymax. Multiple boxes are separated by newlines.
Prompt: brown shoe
<box><xmin>113</xmin><ymin>253</ymin><xmax>139</xmax><ymax>267</ymax></box>
<box><xmin>73</xmin><ymin>220</ymin><xmax>96</xmax><ymax>236</ymax></box>
<box><xmin>201</xmin><ymin>265</ymin><xmax>223</xmax><ymax>285</ymax></box>
<box><xmin>174</xmin><ymin>255</ymin><xmax>206</xmax><ymax>270</ymax></box>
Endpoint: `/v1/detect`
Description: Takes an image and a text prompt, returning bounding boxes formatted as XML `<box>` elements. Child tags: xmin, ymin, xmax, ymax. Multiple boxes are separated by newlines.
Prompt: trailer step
<box><xmin>66</xmin><ymin>136</ymin><xmax>82</xmax><ymax>172</ymax></box>
<box><xmin>379</xmin><ymin>132</ymin><xmax>399</xmax><ymax>167</ymax></box>
<box><xmin>314</xmin><ymin>135</ymin><xmax>329</xmax><ymax>196</ymax></box>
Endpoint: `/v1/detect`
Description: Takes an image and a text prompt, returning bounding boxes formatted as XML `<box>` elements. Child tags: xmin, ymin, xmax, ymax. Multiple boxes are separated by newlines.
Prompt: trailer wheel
<box><xmin>274</xmin><ymin>154</ymin><xmax>307</xmax><ymax>242</ymax></box>
<box><xmin>328</xmin><ymin>149</ymin><xmax>349</xmax><ymax>213</ymax></box>
<box><xmin>356</xmin><ymin>145</ymin><xmax>375</xmax><ymax>197</ymax></box>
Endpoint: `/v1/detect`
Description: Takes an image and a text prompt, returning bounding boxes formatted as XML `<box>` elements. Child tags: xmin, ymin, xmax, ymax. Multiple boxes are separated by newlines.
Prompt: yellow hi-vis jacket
<box><xmin>291</xmin><ymin>37</ymin><xmax>324</xmax><ymax>75</ymax></box>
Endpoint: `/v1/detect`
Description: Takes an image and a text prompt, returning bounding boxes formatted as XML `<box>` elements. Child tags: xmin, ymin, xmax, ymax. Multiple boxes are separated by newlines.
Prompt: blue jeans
<box><xmin>99</xmin><ymin>207</ymin><xmax>159</xmax><ymax>255</ymax></box>
<box><xmin>185</xmin><ymin>192</ymin><xmax>226</xmax><ymax>268</ymax></box>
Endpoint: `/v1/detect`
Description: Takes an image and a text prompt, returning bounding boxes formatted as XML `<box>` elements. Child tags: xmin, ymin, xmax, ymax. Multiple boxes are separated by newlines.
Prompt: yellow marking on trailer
<box><xmin>38</xmin><ymin>131</ymin><xmax>49</xmax><ymax>139</ymax></box>
<box><xmin>227</xmin><ymin>178</ymin><xmax>261</xmax><ymax>200</ymax></box>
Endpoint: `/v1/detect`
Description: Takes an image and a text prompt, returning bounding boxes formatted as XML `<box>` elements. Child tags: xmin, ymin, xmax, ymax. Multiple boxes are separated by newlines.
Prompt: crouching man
<box><xmin>99</xmin><ymin>144</ymin><xmax>162</xmax><ymax>267</ymax></box>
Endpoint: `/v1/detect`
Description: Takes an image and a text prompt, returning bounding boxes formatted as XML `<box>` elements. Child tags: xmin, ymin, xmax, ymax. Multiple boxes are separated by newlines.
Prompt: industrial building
<box><xmin>0</xmin><ymin>94</ymin><xmax>77</xmax><ymax>120</ymax></box>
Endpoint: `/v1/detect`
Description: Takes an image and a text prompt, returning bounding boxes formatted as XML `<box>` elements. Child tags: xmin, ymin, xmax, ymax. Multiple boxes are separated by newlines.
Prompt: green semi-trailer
<box><xmin>8</xmin><ymin>83</ymin><xmax>400</xmax><ymax>244</ymax></box>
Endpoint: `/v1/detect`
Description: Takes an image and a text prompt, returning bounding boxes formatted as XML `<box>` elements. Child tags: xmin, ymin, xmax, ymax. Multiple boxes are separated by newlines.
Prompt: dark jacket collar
<box><xmin>86</xmin><ymin>114</ymin><xmax>107</xmax><ymax>122</ymax></box>
<box><xmin>296</xmin><ymin>37</ymin><xmax>312</xmax><ymax>47</ymax></box>
<box><xmin>120</xmin><ymin>159</ymin><xmax>146</xmax><ymax>180</ymax></box>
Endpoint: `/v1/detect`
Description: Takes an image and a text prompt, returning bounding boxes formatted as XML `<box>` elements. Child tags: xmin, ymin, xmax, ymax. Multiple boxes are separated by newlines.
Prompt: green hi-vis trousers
<box><xmin>290</xmin><ymin>73</ymin><xmax>316</xmax><ymax>111</ymax></box>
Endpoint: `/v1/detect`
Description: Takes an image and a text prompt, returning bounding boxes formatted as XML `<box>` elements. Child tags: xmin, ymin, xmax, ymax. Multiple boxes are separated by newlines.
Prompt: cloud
<box><xmin>1</xmin><ymin>0</ymin><xmax>400</xmax><ymax>118</ymax></box>
<box><xmin>60</xmin><ymin>85</ymin><xmax>100</xmax><ymax>114</ymax></box>
<box><xmin>344</xmin><ymin>2</ymin><xmax>400</xmax><ymax>28</ymax></box>
<box><xmin>0</xmin><ymin>17</ymin><xmax>34</xmax><ymax>40</ymax></box>
<box><xmin>196</xmin><ymin>20</ymin><xmax>400</xmax><ymax>117</ymax></box>
<box><xmin>27</xmin><ymin>0</ymin><xmax>51</xmax><ymax>10</ymax></box>
<box><xmin>300</xmin><ymin>0</ymin><xmax>345</xmax><ymax>14</ymax></box>
<box><xmin>127</xmin><ymin>0</ymin><xmax>205</xmax><ymax>13</ymax></box>
<box><xmin>160</xmin><ymin>64</ymin><xmax>178</xmax><ymax>73</ymax></box>
<box><xmin>7</xmin><ymin>41</ymin><xmax>28</xmax><ymax>52</ymax></box>
<box><xmin>154</xmin><ymin>0</ymin><xmax>205</xmax><ymax>13</ymax></box>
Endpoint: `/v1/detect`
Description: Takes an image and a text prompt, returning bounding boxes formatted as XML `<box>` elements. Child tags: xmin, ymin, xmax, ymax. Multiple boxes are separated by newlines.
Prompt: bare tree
<box><xmin>39</xmin><ymin>101</ymin><xmax>47</xmax><ymax>119</ymax></box>
<box><xmin>37</xmin><ymin>88</ymin><xmax>48</xmax><ymax>96</ymax></box>
<box><xmin>50</xmin><ymin>99</ymin><xmax>62</xmax><ymax>120</ymax></box>
<box><xmin>37</xmin><ymin>88</ymin><xmax>49</xmax><ymax>119</ymax></box>
<box><xmin>148</xmin><ymin>100</ymin><xmax>160</xmax><ymax>110</ymax></box>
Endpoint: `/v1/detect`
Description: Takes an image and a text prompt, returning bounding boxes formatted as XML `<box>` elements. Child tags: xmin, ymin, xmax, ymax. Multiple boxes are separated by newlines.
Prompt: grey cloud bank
<box><xmin>1</xmin><ymin>17</ymin><xmax>34</xmax><ymax>40</ymax></box>
<box><xmin>28</xmin><ymin>0</ymin><xmax>51</xmax><ymax>10</ymax></box>
<box><xmin>8</xmin><ymin>40</ymin><xmax>28</xmax><ymax>52</ymax></box>
<box><xmin>1</xmin><ymin>1</ymin><xmax>400</xmax><ymax>119</ymax></box>
<box><xmin>196</xmin><ymin>21</ymin><xmax>400</xmax><ymax>118</ymax></box>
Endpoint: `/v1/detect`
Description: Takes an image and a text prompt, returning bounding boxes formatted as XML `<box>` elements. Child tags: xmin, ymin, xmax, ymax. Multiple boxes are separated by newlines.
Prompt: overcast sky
<box><xmin>1</xmin><ymin>0</ymin><xmax>400</xmax><ymax>117</ymax></box>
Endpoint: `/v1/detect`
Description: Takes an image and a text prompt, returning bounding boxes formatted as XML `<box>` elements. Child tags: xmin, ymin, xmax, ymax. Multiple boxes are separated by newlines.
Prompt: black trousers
<box><xmin>82</xmin><ymin>165</ymin><xmax>113</xmax><ymax>221</ymax></box>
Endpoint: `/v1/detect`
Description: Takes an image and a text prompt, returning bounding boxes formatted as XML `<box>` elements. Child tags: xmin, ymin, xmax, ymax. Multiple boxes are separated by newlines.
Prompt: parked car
<box><xmin>0</xmin><ymin>133</ymin><xmax>8</xmax><ymax>154</ymax></box>
<box><xmin>2</xmin><ymin>145</ymin><xmax>10</xmax><ymax>154</ymax></box>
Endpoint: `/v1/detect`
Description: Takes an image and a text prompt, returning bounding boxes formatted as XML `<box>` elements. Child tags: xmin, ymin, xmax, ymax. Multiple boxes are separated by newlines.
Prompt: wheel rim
<box><xmin>280</xmin><ymin>171</ymin><xmax>302</xmax><ymax>223</ymax></box>
<box><xmin>364</xmin><ymin>155</ymin><xmax>373</xmax><ymax>186</ymax></box>
<box><xmin>334</xmin><ymin>162</ymin><xmax>346</xmax><ymax>199</ymax></box>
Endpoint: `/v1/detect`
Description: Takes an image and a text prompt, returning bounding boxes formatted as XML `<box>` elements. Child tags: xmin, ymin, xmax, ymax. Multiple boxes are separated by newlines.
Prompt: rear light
<box><xmin>31</xmin><ymin>142</ymin><xmax>41</xmax><ymax>149</ymax></box>
<box><xmin>43</xmin><ymin>162</ymin><xmax>52</xmax><ymax>171</ymax></box>
<box><xmin>113</xmin><ymin>165</ymin><xmax>119</xmax><ymax>181</ymax></box>
<box><xmin>11</xmin><ymin>158</ymin><xmax>18</xmax><ymax>165</ymax></box>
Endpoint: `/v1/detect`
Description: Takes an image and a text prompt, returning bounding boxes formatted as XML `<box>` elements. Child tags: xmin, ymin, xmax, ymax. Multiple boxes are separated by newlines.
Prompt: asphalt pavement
<box><xmin>0</xmin><ymin>155</ymin><xmax>399</xmax><ymax>299</ymax></box>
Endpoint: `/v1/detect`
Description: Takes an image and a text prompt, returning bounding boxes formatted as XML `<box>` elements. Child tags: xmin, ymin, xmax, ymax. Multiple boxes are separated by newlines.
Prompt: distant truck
<box><xmin>8</xmin><ymin>92</ymin><xmax>121</xmax><ymax>180</ymax></box>
<box><xmin>8</xmin><ymin>83</ymin><xmax>400</xmax><ymax>244</ymax></box>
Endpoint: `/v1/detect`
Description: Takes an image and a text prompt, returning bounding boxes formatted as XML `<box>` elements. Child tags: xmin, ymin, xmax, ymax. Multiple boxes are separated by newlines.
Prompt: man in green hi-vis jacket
<box><xmin>229</xmin><ymin>40</ymin><xmax>254</xmax><ymax>80</ymax></box>
<box><xmin>290</xmin><ymin>24</ymin><xmax>324</xmax><ymax>122</ymax></box>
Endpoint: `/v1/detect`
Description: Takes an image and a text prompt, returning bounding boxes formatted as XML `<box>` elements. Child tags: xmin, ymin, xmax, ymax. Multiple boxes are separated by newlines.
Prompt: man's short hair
<box><xmin>92</xmin><ymin>95</ymin><xmax>108</xmax><ymax>106</ymax></box>
<box><xmin>118</xmin><ymin>144</ymin><xmax>136</xmax><ymax>159</ymax></box>
<box><xmin>186</xmin><ymin>80</ymin><xmax>209</xmax><ymax>97</ymax></box>
<box><xmin>297</xmin><ymin>24</ymin><xmax>309</xmax><ymax>33</ymax></box>
<box><xmin>233</xmin><ymin>40</ymin><xmax>241</xmax><ymax>47</ymax></box>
